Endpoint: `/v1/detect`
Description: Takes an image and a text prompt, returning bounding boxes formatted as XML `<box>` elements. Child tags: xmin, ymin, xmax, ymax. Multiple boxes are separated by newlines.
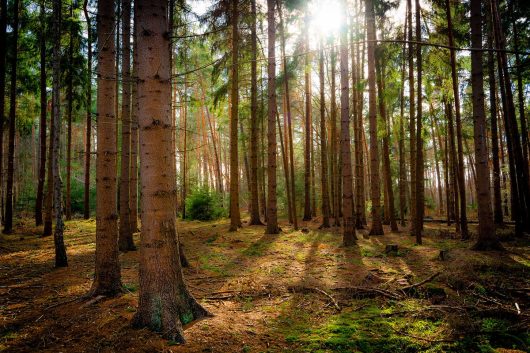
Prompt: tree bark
<box><xmin>470</xmin><ymin>0</ymin><xmax>501</xmax><ymax>251</ymax></box>
<box><xmin>132</xmin><ymin>1</ymin><xmax>210</xmax><ymax>341</ymax></box>
<box><xmin>398</xmin><ymin>4</ymin><xmax>408</xmax><ymax>227</ymax></box>
<box><xmin>89</xmin><ymin>0</ymin><xmax>122</xmax><ymax>296</ymax></box>
<box><xmin>248</xmin><ymin>0</ymin><xmax>261</xmax><ymax>225</ymax></box>
<box><xmin>413</xmin><ymin>0</ymin><xmax>423</xmax><ymax>244</ymax></box>
<box><xmin>229</xmin><ymin>0</ymin><xmax>241</xmax><ymax>231</ymax></box>
<box><xmin>445</xmin><ymin>0</ymin><xmax>468</xmax><ymax>240</ymax></box>
<box><xmin>265</xmin><ymin>0</ymin><xmax>279</xmax><ymax>234</ymax></box>
<box><xmin>407</xmin><ymin>0</ymin><xmax>416</xmax><ymax>235</ymax></box>
<box><xmin>303</xmin><ymin>7</ymin><xmax>311</xmax><ymax>222</ymax></box>
<box><xmin>65</xmin><ymin>3</ymin><xmax>74</xmax><ymax>221</ymax></box>
<box><xmin>118</xmin><ymin>0</ymin><xmax>134</xmax><ymax>251</ymax></box>
<box><xmin>83</xmin><ymin>0</ymin><xmax>92</xmax><ymax>220</ymax></box>
<box><xmin>376</xmin><ymin>55</ymin><xmax>398</xmax><ymax>232</ymax></box>
<box><xmin>318</xmin><ymin>42</ymin><xmax>330</xmax><ymax>228</ymax></box>
<box><xmin>366</xmin><ymin>0</ymin><xmax>383</xmax><ymax>236</ymax></box>
<box><xmin>51</xmin><ymin>0</ymin><xmax>68</xmax><ymax>267</ymax></box>
<box><xmin>278</xmin><ymin>1</ymin><xmax>297</xmax><ymax>230</ymax></box>
<box><xmin>3</xmin><ymin>0</ymin><xmax>19</xmax><ymax>234</ymax></box>
<box><xmin>130</xmin><ymin>10</ymin><xmax>138</xmax><ymax>233</ymax></box>
<box><xmin>340</xmin><ymin>0</ymin><xmax>356</xmax><ymax>246</ymax></box>
<box><xmin>35</xmin><ymin>0</ymin><xmax>46</xmax><ymax>227</ymax></box>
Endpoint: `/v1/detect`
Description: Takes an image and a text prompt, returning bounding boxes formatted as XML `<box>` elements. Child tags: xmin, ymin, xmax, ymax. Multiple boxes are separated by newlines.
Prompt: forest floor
<box><xmin>0</xmin><ymin>216</ymin><xmax>529</xmax><ymax>353</ymax></box>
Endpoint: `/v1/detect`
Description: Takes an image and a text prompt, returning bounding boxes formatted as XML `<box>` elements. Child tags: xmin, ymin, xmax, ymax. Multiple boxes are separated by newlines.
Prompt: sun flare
<box><xmin>310</xmin><ymin>0</ymin><xmax>344</xmax><ymax>38</ymax></box>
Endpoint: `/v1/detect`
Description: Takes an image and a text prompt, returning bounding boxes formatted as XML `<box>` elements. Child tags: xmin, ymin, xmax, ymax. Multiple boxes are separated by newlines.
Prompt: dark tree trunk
<box><xmin>83</xmin><ymin>0</ymin><xmax>92</xmax><ymax>220</ymax></box>
<box><xmin>4</xmin><ymin>0</ymin><xmax>20</xmax><ymax>234</ymax></box>
<box><xmin>303</xmin><ymin>7</ymin><xmax>311</xmax><ymax>221</ymax></box>
<box><xmin>278</xmin><ymin>1</ymin><xmax>297</xmax><ymax>230</ymax></box>
<box><xmin>340</xmin><ymin>0</ymin><xmax>356</xmax><ymax>246</ymax></box>
<box><xmin>0</xmin><ymin>0</ymin><xmax>5</xmax><ymax>226</ymax></box>
<box><xmin>265</xmin><ymin>0</ymin><xmax>279</xmax><ymax>234</ymax></box>
<box><xmin>248</xmin><ymin>0</ymin><xmax>262</xmax><ymax>225</ymax></box>
<box><xmin>65</xmin><ymin>3</ymin><xmax>74</xmax><ymax>221</ymax></box>
<box><xmin>398</xmin><ymin>5</ymin><xmax>408</xmax><ymax>227</ymax></box>
<box><xmin>52</xmin><ymin>0</ymin><xmax>67</xmax><ymax>267</ymax></box>
<box><xmin>487</xmin><ymin>9</ymin><xmax>503</xmax><ymax>226</ymax></box>
<box><xmin>366</xmin><ymin>0</ymin><xmax>383</xmax><ymax>236</ymax></box>
<box><xmin>470</xmin><ymin>0</ymin><xmax>501</xmax><ymax>251</ymax></box>
<box><xmin>413</xmin><ymin>0</ymin><xmax>424</xmax><ymax>244</ymax></box>
<box><xmin>376</xmin><ymin>56</ymin><xmax>398</xmax><ymax>232</ymax></box>
<box><xmin>229</xmin><ymin>0</ymin><xmax>241</xmax><ymax>231</ymax></box>
<box><xmin>318</xmin><ymin>42</ymin><xmax>330</xmax><ymax>228</ymax></box>
<box><xmin>129</xmin><ymin>10</ymin><xmax>138</xmax><ymax>232</ymax></box>
<box><xmin>445</xmin><ymin>0</ymin><xmax>468</xmax><ymax>240</ymax></box>
<box><xmin>407</xmin><ymin>0</ymin><xmax>416</xmax><ymax>235</ymax></box>
<box><xmin>88</xmin><ymin>0</ymin><xmax>122</xmax><ymax>296</ymax></box>
<box><xmin>35</xmin><ymin>0</ymin><xmax>47</xmax><ymax>227</ymax></box>
<box><xmin>118</xmin><ymin>0</ymin><xmax>134</xmax><ymax>251</ymax></box>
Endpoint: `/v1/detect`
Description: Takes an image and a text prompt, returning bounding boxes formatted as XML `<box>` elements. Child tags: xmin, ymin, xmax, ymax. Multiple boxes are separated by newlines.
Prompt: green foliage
<box><xmin>185</xmin><ymin>188</ymin><xmax>226</xmax><ymax>221</ymax></box>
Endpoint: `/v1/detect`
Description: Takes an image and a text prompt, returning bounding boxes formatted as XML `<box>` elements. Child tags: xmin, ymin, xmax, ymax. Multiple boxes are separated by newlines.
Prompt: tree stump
<box><xmin>385</xmin><ymin>244</ymin><xmax>398</xmax><ymax>255</ymax></box>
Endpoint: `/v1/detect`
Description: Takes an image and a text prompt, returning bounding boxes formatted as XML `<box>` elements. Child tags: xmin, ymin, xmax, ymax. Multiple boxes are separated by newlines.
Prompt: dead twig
<box><xmin>310</xmin><ymin>287</ymin><xmax>341</xmax><ymax>311</ymax></box>
<box><xmin>402</xmin><ymin>272</ymin><xmax>441</xmax><ymax>291</ymax></box>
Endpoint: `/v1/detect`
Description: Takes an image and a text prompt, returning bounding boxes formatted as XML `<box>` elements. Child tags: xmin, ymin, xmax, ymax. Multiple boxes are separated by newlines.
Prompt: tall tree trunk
<box><xmin>266</xmin><ymin>0</ymin><xmax>279</xmax><ymax>234</ymax></box>
<box><xmin>318</xmin><ymin>42</ymin><xmax>330</xmax><ymax>228</ymax></box>
<box><xmin>118</xmin><ymin>0</ymin><xmax>134</xmax><ymax>251</ymax></box>
<box><xmin>491</xmin><ymin>0</ymin><xmax>530</xmax><ymax>234</ymax></box>
<box><xmin>228</xmin><ymin>0</ymin><xmax>241</xmax><ymax>231</ymax></box>
<box><xmin>130</xmin><ymin>10</ymin><xmax>138</xmax><ymax>233</ymax></box>
<box><xmin>132</xmin><ymin>1</ymin><xmax>210</xmax><ymax>341</ymax></box>
<box><xmin>407</xmin><ymin>0</ymin><xmax>416</xmax><ymax>234</ymax></box>
<box><xmin>376</xmin><ymin>55</ymin><xmax>398</xmax><ymax>232</ymax></box>
<box><xmin>277</xmin><ymin>109</ymin><xmax>292</xmax><ymax>223</ymax></box>
<box><xmin>51</xmin><ymin>0</ymin><xmax>68</xmax><ymax>267</ymax></box>
<box><xmin>35</xmin><ymin>0</ymin><xmax>47</xmax><ymax>227</ymax></box>
<box><xmin>248</xmin><ymin>0</ymin><xmax>261</xmax><ymax>225</ymax></box>
<box><xmin>83</xmin><ymin>0</ymin><xmax>92</xmax><ymax>220</ymax></box>
<box><xmin>366</xmin><ymin>0</ymin><xmax>383</xmax><ymax>236</ymax></box>
<box><xmin>3</xmin><ymin>0</ymin><xmax>20</xmax><ymax>234</ymax></box>
<box><xmin>278</xmin><ymin>1</ymin><xmax>297</xmax><ymax>230</ymax></box>
<box><xmin>0</xmin><ymin>0</ymin><xmax>6</xmax><ymax>226</ymax></box>
<box><xmin>340</xmin><ymin>0</ymin><xmax>356</xmax><ymax>245</ymax></box>
<box><xmin>89</xmin><ymin>0</ymin><xmax>122</xmax><ymax>296</ymax></box>
<box><xmin>446</xmin><ymin>98</ymin><xmax>460</xmax><ymax>232</ymax></box>
<box><xmin>332</xmin><ymin>45</ymin><xmax>339</xmax><ymax>226</ymax></box>
<box><xmin>429</xmin><ymin>103</ymin><xmax>443</xmax><ymax>216</ymax></box>
<box><xmin>303</xmin><ymin>7</ymin><xmax>311</xmax><ymax>221</ymax></box>
<box><xmin>487</xmin><ymin>10</ymin><xmax>503</xmax><ymax>226</ymax></box>
<box><xmin>398</xmin><ymin>4</ymin><xmax>408</xmax><ymax>226</ymax></box>
<box><xmin>445</xmin><ymin>0</ymin><xmax>468</xmax><ymax>240</ymax></box>
<box><xmin>470</xmin><ymin>0</ymin><xmax>501</xmax><ymax>251</ymax></box>
<box><xmin>413</xmin><ymin>0</ymin><xmax>423</xmax><ymax>244</ymax></box>
<box><xmin>511</xmin><ymin>3</ymin><xmax>529</xmax><ymax>168</ymax></box>
<box><xmin>65</xmin><ymin>3</ymin><xmax>74</xmax><ymax>221</ymax></box>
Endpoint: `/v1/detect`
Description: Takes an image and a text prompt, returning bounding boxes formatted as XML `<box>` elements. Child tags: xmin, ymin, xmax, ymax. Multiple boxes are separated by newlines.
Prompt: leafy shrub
<box><xmin>185</xmin><ymin>188</ymin><xmax>225</xmax><ymax>221</ymax></box>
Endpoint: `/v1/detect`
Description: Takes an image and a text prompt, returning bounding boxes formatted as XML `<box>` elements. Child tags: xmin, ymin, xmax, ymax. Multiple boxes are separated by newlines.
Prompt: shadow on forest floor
<box><xmin>0</xmin><ymin>216</ymin><xmax>528</xmax><ymax>352</ymax></box>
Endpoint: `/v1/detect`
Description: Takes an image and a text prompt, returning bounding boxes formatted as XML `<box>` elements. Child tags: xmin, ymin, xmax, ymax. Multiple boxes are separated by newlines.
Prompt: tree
<box><xmin>266</xmin><ymin>0</ymin><xmax>279</xmax><ymax>234</ymax></box>
<box><xmin>318</xmin><ymin>41</ymin><xmax>330</xmax><ymax>228</ymax></box>
<box><xmin>65</xmin><ymin>2</ymin><xmax>74</xmax><ymax>221</ymax></box>
<box><xmin>132</xmin><ymin>0</ymin><xmax>210</xmax><ymax>341</ymax></box>
<box><xmin>228</xmin><ymin>0</ymin><xmax>241</xmax><ymax>231</ymax></box>
<box><xmin>469</xmin><ymin>0</ymin><xmax>501</xmax><ymax>251</ymax></box>
<box><xmin>248</xmin><ymin>0</ymin><xmax>262</xmax><ymax>225</ymax></box>
<box><xmin>118</xmin><ymin>0</ymin><xmax>135</xmax><ymax>251</ymax></box>
<box><xmin>340</xmin><ymin>0</ymin><xmax>356</xmax><ymax>246</ymax></box>
<box><xmin>89</xmin><ymin>0</ymin><xmax>122</xmax><ymax>296</ymax></box>
<box><xmin>407</xmin><ymin>0</ymin><xmax>416</xmax><ymax>235</ymax></box>
<box><xmin>4</xmin><ymin>0</ymin><xmax>20</xmax><ymax>234</ymax></box>
<box><xmin>35</xmin><ymin>0</ymin><xmax>46</xmax><ymax>227</ymax></box>
<box><xmin>413</xmin><ymin>0</ymin><xmax>423</xmax><ymax>244</ymax></box>
<box><xmin>83</xmin><ymin>0</ymin><xmax>92</xmax><ymax>220</ymax></box>
<box><xmin>445</xmin><ymin>0</ymin><xmax>468</xmax><ymax>240</ymax></box>
<box><xmin>278</xmin><ymin>1</ymin><xmax>297</xmax><ymax>230</ymax></box>
<box><xmin>0</xmin><ymin>0</ymin><xmax>5</xmax><ymax>225</ymax></box>
<box><xmin>302</xmin><ymin>6</ymin><xmax>311</xmax><ymax>222</ymax></box>
<box><xmin>51</xmin><ymin>0</ymin><xmax>67</xmax><ymax>267</ymax></box>
<box><xmin>366</xmin><ymin>0</ymin><xmax>383</xmax><ymax>236</ymax></box>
